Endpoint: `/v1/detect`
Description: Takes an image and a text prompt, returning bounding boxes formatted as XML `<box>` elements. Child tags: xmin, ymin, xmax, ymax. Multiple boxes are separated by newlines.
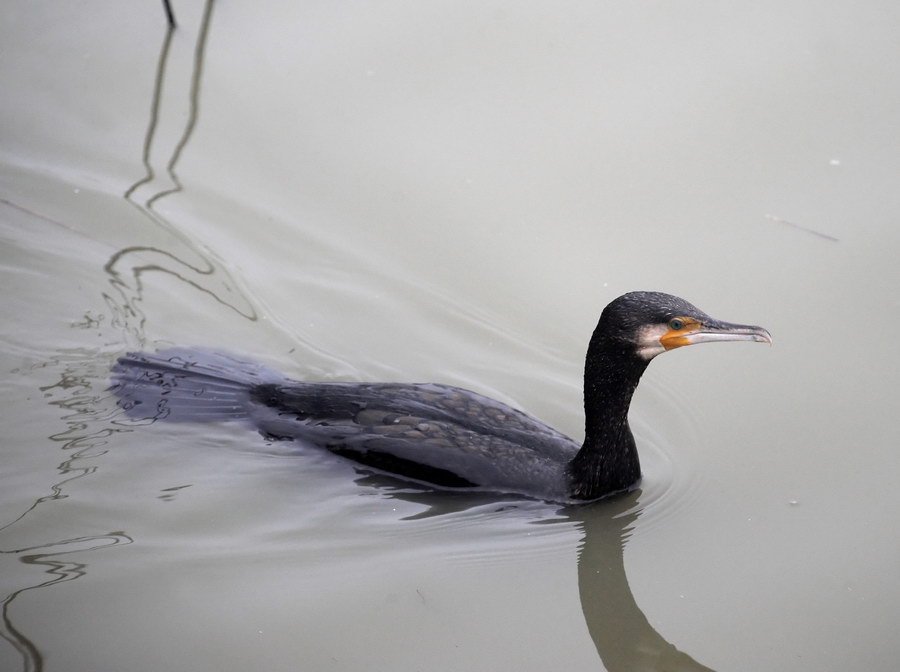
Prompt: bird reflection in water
<box><xmin>356</xmin><ymin>477</ymin><xmax>716</xmax><ymax>671</ymax></box>
<box><xmin>107</xmin><ymin>292</ymin><xmax>767</xmax><ymax>670</ymax></box>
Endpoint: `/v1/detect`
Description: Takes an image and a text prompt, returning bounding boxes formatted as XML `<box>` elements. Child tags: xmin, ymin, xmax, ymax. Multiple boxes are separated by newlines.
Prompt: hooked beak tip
<box><xmin>698</xmin><ymin>323</ymin><xmax>773</xmax><ymax>346</ymax></box>
<box><xmin>751</xmin><ymin>326</ymin><xmax>773</xmax><ymax>345</ymax></box>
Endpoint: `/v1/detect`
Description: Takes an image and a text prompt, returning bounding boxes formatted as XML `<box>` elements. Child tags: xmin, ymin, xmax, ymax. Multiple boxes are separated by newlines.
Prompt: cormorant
<box><xmin>111</xmin><ymin>291</ymin><xmax>771</xmax><ymax>502</ymax></box>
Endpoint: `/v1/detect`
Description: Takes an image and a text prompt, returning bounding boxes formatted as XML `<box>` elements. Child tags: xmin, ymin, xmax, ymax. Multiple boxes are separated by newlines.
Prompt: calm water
<box><xmin>3</xmin><ymin>2</ymin><xmax>900</xmax><ymax>671</ymax></box>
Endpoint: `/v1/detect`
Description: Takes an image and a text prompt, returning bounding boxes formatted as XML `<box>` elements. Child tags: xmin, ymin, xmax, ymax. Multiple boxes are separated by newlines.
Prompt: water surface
<box><xmin>3</xmin><ymin>2</ymin><xmax>900</xmax><ymax>671</ymax></box>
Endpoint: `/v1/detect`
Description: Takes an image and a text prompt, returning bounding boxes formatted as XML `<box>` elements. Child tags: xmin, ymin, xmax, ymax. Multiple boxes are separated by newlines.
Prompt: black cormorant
<box><xmin>111</xmin><ymin>291</ymin><xmax>771</xmax><ymax>502</ymax></box>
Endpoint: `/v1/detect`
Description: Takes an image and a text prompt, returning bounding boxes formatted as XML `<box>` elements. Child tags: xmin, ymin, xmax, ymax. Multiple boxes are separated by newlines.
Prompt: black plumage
<box><xmin>110</xmin><ymin>292</ymin><xmax>770</xmax><ymax>502</ymax></box>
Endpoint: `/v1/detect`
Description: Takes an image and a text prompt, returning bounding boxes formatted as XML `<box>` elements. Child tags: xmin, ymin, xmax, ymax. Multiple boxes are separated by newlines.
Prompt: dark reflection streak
<box><xmin>0</xmin><ymin>354</ymin><xmax>131</xmax><ymax>671</ymax></box>
<box><xmin>0</xmin><ymin>371</ymin><xmax>123</xmax><ymax>535</ymax></box>
<box><xmin>2</xmin><ymin>437</ymin><xmax>113</xmax><ymax>533</ymax></box>
<box><xmin>162</xmin><ymin>0</ymin><xmax>176</xmax><ymax>29</ymax></box>
<box><xmin>0</xmin><ymin>594</ymin><xmax>40</xmax><ymax>672</ymax></box>
<box><xmin>1</xmin><ymin>12</ymin><xmax>216</xmax><ymax>668</ymax></box>
<box><xmin>0</xmin><ymin>533</ymin><xmax>133</xmax><ymax>672</ymax></box>
<box><xmin>117</xmin><ymin>0</ymin><xmax>256</xmax><ymax>331</ymax></box>
<box><xmin>0</xmin><ymin>473</ymin><xmax>82</xmax><ymax>537</ymax></box>
<box><xmin>123</xmin><ymin>20</ymin><xmax>175</xmax><ymax>201</ymax></box>
<box><xmin>103</xmin><ymin>246</ymin><xmax>257</xmax><ymax>320</ymax></box>
<box><xmin>146</xmin><ymin>0</ymin><xmax>215</xmax><ymax>209</ymax></box>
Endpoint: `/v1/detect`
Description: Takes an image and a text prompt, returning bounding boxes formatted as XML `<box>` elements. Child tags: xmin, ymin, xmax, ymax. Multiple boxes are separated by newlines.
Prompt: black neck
<box><xmin>568</xmin><ymin>337</ymin><xmax>649</xmax><ymax>500</ymax></box>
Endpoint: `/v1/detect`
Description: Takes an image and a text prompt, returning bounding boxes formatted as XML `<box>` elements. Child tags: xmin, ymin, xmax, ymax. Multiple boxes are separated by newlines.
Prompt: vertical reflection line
<box><xmin>0</xmin><ymin>591</ymin><xmax>41</xmax><ymax>672</ymax></box>
<box><xmin>147</xmin><ymin>0</ymin><xmax>216</xmax><ymax>208</ymax></box>
<box><xmin>123</xmin><ymin>21</ymin><xmax>175</xmax><ymax>201</ymax></box>
<box><xmin>115</xmin><ymin>0</ymin><xmax>258</xmax><ymax>338</ymax></box>
<box><xmin>0</xmin><ymin>534</ymin><xmax>133</xmax><ymax>672</ymax></box>
<box><xmin>162</xmin><ymin>0</ymin><xmax>176</xmax><ymax>29</ymax></box>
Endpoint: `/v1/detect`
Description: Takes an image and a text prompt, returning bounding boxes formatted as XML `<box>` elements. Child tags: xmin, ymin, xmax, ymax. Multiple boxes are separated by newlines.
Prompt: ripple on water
<box><xmin>627</xmin><ymin>373</ymin><xmax>708</xmax><ymax>534</ymax></box>
<box><xmin>212</xmin><ymin>368</ymin><xmax>708</xmax><ymax>569</ymax></box>
<box><xmin>379</xmin><ymin>497</ymin><xmax>580</xmax><ymax>568</ymax></box>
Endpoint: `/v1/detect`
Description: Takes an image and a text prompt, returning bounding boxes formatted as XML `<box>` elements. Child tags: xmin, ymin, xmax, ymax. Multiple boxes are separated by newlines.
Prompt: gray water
<box><xmin>3</xmin><ymin>2</ymin><xmax>900</xmax><ymax>671</ymax></box>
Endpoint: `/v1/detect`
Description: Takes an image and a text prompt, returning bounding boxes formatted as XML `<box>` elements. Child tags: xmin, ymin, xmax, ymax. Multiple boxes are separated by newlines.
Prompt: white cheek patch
<box><xmin>635</xmin><ymin>324</ymin><xmax>669</xmax><ymax>360</ymax></box>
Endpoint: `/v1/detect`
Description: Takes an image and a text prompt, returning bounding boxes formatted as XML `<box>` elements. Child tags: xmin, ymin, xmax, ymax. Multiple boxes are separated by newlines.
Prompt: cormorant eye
<box><xmin>669</xmin><ymin>318</ymin><xmax>685</xmax><ymax>331</ymax></box>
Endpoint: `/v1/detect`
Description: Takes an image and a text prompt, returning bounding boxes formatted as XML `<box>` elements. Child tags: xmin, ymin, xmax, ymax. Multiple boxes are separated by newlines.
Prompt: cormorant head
<box><xmin>598</xmin><ymin>291</ymin><xmax>772</xmax><ymax>361</ymax></box>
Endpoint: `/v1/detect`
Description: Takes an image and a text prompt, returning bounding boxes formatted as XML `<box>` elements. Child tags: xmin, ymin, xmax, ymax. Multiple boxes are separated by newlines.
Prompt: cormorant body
<box><xmin>111</xmin><ymin>292</ymin><xmax>771</xmax><ymax>502</ymax></box>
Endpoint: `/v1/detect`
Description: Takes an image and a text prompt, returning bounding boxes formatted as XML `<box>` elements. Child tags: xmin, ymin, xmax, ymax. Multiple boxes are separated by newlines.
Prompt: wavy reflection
<box><xmin>125</xmin><ymin>0</ymin><xmax>214</xmax><ymax>206</ymax></box>
<box><xmin>112</xmin><ymin>0</ymin><xmax>257</xmax><ymax>347</ymax></box>
<box><xmin>0</xmin><ymin>533</ymin><xmax>133</xmax><ymax>672</ymax></box>
<box><xmin>0</xmin><ymin>356</ymin><xmax>128</xmax><ymax>537</ymax></box>
<box><xmin>0</xmin><ymin>353</ymin><xmax>135</xmax><ymax>672</ymax></box>
<box><xmin>0</xmin><ymin>344</ymin><xmax>137</xmax><ymax>672</ymax></box>
<box><xmin>0</xmin><ymin>7</ymin><xmax>249</xmax><ymax>667</ymax></box>
<box><xmin>103</xmin><ymin>244</ymin><xmax>257</xmax><ymax>333</ymax></box>
<box><xmin>100</xmin><ymin>240</ymin><xmax>260</xmax><ymax>350</ymax></box>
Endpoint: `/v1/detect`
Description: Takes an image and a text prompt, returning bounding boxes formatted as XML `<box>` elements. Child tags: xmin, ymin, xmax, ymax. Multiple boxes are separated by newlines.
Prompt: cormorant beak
<box><xmin>660</xmin><ymin>319</ymin><xmax>773</xmax><ymax>351</ymax></box>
